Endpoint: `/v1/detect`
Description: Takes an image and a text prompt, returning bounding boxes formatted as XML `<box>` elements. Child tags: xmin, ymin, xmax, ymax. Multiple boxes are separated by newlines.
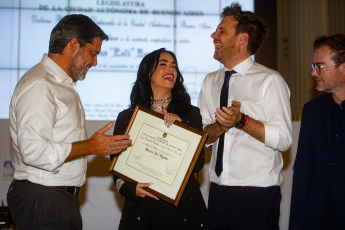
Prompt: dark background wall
<box><xmin>255</xmin><ymin>0</ymin><xmax>277</xmax><ymax>70</ymax></box>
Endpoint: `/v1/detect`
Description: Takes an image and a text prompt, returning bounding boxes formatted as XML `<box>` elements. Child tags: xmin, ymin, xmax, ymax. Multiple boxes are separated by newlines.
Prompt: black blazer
<box><xmin>289</xmin><ymin>93</ymin><xmax>345</xmax><ymax>229</ymax></box>
<box><xmin>110</xmin><ymin>105</ymin><xmax>211</xmax><ymax>230</ymax></box>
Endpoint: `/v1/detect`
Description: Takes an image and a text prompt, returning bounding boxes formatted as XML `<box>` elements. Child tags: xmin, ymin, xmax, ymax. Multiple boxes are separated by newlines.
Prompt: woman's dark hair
<box><xmin>49</xmin><ymin>14</ymin><xmax>108</xmax><ymax>54</ymax></box>
<box><xmin>130</xmin><ymin>48</ymin><xmax>191</xmax><ymax>117</ymax></box>
<box><xmin>221</xmin><ymin>3</ymin><xmax>268</xmax><ymax>55</ymax></box>
<box><xmin>313</xmin><ymin>34</ymin><xmax>345</xmax><ymax>67</ymax></box>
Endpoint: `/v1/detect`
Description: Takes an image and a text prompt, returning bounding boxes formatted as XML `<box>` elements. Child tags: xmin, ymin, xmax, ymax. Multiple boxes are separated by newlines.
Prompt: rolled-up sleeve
<box><xmin>262</xmin><ymin>74</ymin><xmax>293</xmax><ymax>152</ymax></box>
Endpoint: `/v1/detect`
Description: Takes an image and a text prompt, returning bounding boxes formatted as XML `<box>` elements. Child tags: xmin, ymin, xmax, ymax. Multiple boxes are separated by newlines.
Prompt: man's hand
<box><xmin>88</xmin><ymin>122</ymin><xmax>132</xmax><ymax>156</ymax></box>
<box><xmin>215</xmin><ymin>101</ymin><xmax>242</xmax><ymax>131</ymax></box>
<box><xmin>204</xmin><ymin>101</ymin><xmax>243</xmax><ymax>144</ymax></box>
<box><xmin>68</xmin><ymin>122</ymin><xmax>132</xmax><ymax>161</ymax></box>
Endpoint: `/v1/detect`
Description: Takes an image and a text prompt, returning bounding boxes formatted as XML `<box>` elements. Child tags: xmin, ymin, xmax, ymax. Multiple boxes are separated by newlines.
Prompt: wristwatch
<box><xmin>235</xmin><ymin>113</ymin><xmax>246</xmax><ymax>129</ymax></box>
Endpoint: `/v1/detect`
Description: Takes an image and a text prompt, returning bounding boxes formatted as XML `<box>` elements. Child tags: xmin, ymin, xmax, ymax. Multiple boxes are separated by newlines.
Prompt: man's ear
<box><xmin>339</xmin><ymin>63</ymin><xmax>345</xmax><ymax>82</ymax></box>
<box><xmin>339</xmin><ymin>62</ymin><xmax>345</xmax><ymax>72</ymax></box>
<box><xmin>69</xmin><ymin>37</ymin><xmax>80</xmax><ymax>54</ymax></box>
<box><xmin>238</xmin><ymin>33</ymin><xmax>249</xmax><ymax>46</ymax></box>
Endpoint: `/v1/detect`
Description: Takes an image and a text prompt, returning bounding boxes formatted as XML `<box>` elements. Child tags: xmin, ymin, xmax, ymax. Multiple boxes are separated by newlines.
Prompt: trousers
<box><xmin>7</xmin><ymin>180</ymin><xmax>82</xmax><ymax>230</ymax></box>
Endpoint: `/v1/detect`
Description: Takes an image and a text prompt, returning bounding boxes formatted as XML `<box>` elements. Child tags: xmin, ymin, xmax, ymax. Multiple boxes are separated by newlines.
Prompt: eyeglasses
<box><xmin>311</xmin><ymin>63</ymin><xmax>336</xmax><ymax>74</ymax></box>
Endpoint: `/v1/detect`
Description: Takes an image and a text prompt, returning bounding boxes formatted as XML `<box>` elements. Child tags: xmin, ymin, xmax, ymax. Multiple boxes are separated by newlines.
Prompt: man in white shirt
<box><xmin>7</xmin><ymin>14</ymin><xmax>132</xmax><ymax>230</ymax></box>
<box><xmin>198</xmin><ymin>3</ymin><xmax>292</xmax><ymax>230</ymax></box>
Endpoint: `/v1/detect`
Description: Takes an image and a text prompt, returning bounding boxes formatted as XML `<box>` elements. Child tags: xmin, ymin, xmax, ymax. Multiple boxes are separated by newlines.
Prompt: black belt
<box><xmin>16</xmin><ymin>180</ymin><xmax>80</xmax><ymax>197</ymax></box>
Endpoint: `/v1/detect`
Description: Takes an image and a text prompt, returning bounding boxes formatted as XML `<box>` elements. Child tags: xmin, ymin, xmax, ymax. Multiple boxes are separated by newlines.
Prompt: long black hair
<box><xmin>130</xmin><ymin>48</ymin><xmax>191</xmax><ymax>117</ymax></box>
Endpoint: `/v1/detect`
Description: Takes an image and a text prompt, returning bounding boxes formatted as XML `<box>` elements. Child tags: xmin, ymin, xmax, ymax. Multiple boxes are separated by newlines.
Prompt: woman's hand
<box><xmin>163</xmin><ymin>110</ymin><xmax>182</xmax><ymax>127</ymax></box>
<box><xmin>136</xmin><ymin>182</ymin><xmax>159</xmax><ymax>200</ymax></box>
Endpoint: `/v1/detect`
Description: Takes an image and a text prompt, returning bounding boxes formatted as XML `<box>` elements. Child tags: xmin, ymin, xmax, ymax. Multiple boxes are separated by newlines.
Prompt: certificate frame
<box><xmin>108</xmin><ymin>105</ymin><xmax>208</xmax><ymax>206</ymax></box>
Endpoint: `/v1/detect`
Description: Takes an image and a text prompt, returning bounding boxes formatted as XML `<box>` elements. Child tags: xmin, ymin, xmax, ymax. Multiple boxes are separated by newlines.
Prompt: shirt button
<box><xmin>328</xmin><ymin>161</ymin><xmax>334</xmax><ymax>166</ymax></box>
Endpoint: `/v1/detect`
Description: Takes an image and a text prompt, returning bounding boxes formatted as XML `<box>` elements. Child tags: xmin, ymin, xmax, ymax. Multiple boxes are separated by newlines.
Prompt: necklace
<box><xmin>151</xmin><ymin>104</ymin><xmax>169</xmax><ymax>111</ymax></box>
<box><xmin>150</xmin><ymin>97</ymin><xmax>172</xmax><ymax>104</ymax></box>
<box><xmin>150</xmin><ymin>97</ymin><xmax>172</xmax><ymax>111</ymax></box>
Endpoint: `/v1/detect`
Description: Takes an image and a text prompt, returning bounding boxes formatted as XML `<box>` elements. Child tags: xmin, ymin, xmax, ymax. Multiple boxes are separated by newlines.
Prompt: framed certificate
<box><xmin>108</xmin><ymin>105</ymin><xmax>208</xmax><ymax>206</ymax></box>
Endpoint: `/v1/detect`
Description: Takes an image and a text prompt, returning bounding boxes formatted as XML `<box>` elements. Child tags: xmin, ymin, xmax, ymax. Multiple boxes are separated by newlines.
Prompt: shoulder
<box><xmin>15</xmin><ymin>63</ymin><xmax>47</xmax><ymax>87</ymax></box>
<box><xmin>303</xmin><ymin>93</ymin><xmax>330</xmax><ymax>112</ymax></box>
<box><xmin>208</xmin><ymin>68</ymin><xmax>223</xmax><ymax>76</ymax></box>
<box><xmin>180</xmin><ymin>105</ymin><xmax>200</xmax><ymax>119</ymax></box>
<box><xmin>251</xmin><ymin>62</ymin><xmax>279</xmax><ymax>74</ymax></box>
<box><xmin>12</xmin><ymin>71</ymin><xmax>57</xmax><ymax>104</ymax></box>
<box><xmin>188</xmin><ymin>105</ymin><xmax>201</xmax><ymax>115</ymax></box>
<box><xmin>113</xmin><ymin>108</ymin><xmax>135</xmax><ymax>134</ymax></box>
<box><xmin>118</xmin><ymin>108</ymin><xmax>134</xmax><ymax>116</ymax></box>
<box><xmin>250</xmin><ymin>62</ymin><xmax>285</xmax><ymax>80</ymax></box>
<box><xmin>199</xmin><ymin>69</ymin><xmax>224</xmax><ymax>94</ymax></box>
<box><xmin>203</xmin><ymin>69</ymin><xmax>224</xmax><ymax>82</ymax></box>
<box><xmin>246</xmin><ymin>62</ymin><xmax>290</xmax><ymax>92</ymax></box>
<box><xmin>117</xmin><ymin>108</ymin><xmax>134</xmax><ymax>122</ymax></box>
<box><xmin>299</xmin><ymin>94</ymin><xmax>330</xmax><ymax>135</ymax></box>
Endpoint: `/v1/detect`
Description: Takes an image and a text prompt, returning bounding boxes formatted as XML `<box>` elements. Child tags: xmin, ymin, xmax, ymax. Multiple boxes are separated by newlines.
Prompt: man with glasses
<box><xmin>289</xmin><ymin>34</ymin><xmax>345</xmax><ymax>229</ymax></box>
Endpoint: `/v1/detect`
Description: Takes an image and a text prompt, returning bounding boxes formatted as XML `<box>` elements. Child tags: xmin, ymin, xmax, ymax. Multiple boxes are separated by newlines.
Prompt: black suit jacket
<box><xmin>289</xmin><ymin>93</ymin><xmax>345</xmax><ymax>229</ymax></box>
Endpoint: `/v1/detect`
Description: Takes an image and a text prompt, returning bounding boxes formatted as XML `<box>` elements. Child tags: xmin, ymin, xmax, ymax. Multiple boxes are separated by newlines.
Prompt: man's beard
<box><xmin>69</xmin><ymin>49</ymin><xmax>88</xmax><ymax>82</ymax></box>
<box><xmin>213</xmin><ymin>37</ymin><xmax>236</xmax><ymax>63</ymax></box>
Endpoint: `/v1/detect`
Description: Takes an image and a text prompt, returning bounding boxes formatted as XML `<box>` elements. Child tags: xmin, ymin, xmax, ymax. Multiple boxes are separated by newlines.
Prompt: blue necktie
<box><xmin>215</xmin><ymin>70</ymin><xmax>236</xmax><ymax>177</ymax></box>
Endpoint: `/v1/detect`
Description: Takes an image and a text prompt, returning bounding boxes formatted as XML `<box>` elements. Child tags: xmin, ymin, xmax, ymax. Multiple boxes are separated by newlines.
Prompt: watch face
<box><xmin>235</xmin><ymin>122</ymin><xmax>244</xmax><ymax>128</ymax></box>
<box><xmin>235</xmin><ymin>113</ymin><xmax>245</xmax><ymax>128</ymax></box>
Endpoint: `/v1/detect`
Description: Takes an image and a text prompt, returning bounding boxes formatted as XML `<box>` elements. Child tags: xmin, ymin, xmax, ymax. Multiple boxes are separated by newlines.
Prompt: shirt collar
<box><xmin>41</xmin><ymin>54</ymin><xmax>74</xmax><ymax>85</ymax></box>
<box><xmin>224</xmin><ymin>56</ymin><xmax>254</xmax><ymax>77</ymax></box>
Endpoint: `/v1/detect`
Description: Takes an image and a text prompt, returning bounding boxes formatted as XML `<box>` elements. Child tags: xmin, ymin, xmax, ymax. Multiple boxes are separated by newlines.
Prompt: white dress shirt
<box><xmin>9</xmin><ymin>54</ymin><xmax>87</xmax><ymax>187</ymax></box>
<box><xmin>198</xmin><ymin>57</ymin><xmax>292</xmax><ymax>187</ymax></box>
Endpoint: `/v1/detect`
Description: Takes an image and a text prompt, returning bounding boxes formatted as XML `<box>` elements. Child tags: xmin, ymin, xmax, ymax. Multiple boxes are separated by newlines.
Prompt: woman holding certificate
<box><xmin>111</xmin><ymin>48</ymin><xmax>210</xmax><ymax>230</ymax></box>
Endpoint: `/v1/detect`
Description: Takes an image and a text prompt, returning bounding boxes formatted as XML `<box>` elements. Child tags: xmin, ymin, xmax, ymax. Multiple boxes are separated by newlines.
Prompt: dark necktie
<box><xmin>215</xmin><ymin>70</ymin><xmax>236</xmax><ymax>177</ymax></box>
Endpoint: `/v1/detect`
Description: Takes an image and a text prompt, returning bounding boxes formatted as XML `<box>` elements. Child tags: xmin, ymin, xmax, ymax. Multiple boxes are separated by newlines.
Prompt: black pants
<box><xmin>7</xmin><ymin>180</ymin><xmax>82</xmax><ymax>230</ymax></box>
<box><xmin>208</xmin><ymin>183</ymin><xmax>281</xmax><ymax>230</ymax></box>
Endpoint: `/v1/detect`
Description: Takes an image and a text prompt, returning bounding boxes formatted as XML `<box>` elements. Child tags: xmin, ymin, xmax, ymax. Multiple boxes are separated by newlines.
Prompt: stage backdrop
<box><xmin>0</xmin><ymin>0</ymin><xmax>254</xmax><ymax>120</ymax></box>
<box><xmin>0</xmin><ymin>119</ymin><xmax>300</xmax><ymax>230</ymax></box>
